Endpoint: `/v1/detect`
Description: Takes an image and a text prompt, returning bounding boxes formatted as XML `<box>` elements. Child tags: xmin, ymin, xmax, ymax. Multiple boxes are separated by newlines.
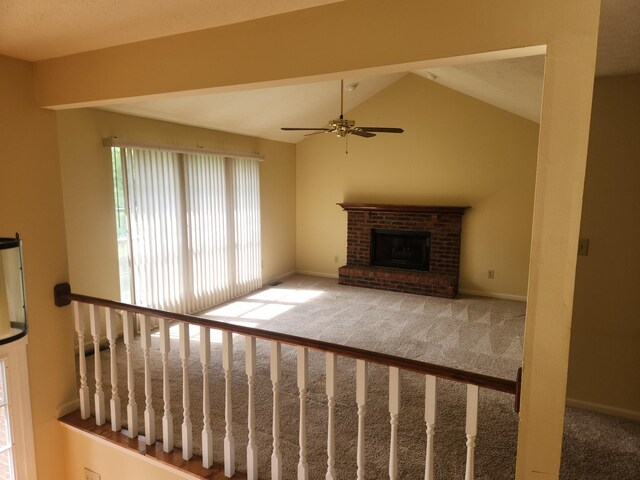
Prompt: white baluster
<box><xmin>222</xmin><ymin>331</ymin><xmax>236</xmax><ymax>477</ymax></box>
<box><xmin>325</xmin><ymin>352</ymin><xmax>337</xmax><ymax>480</ymax></box>
<box><xmin>105</xmin><ymin>308</ymin><xmax>121</xmax><ymax>431</ymax></box>
<box><xmin>465</xmin><ymin>384</ymin><xmax>479</xmax><ymax>480</ymax></box>
<box><xmin>159</xmin><ymin>318</ymin><xmax>173</xmax><ymax>452</ymax></box>
<box><xmin>297</xmin><ymin>347</ymin><xmax>309</xmax><ymax>480</ymax></box>
<box><xmin>200</xmin><ymin>326</ymin><xmax>213</xmax><ymax>468</ymax></box>
<box><xmin>389</xmin><ymin>367</ymin><xmax>400</xmax><ymax>480</ymax></box>
<box><xmin>270</xmin><ymin>341</ymin><xmax>282</xmax><ymax>480</ymax></box>
<box><xmin>424</xmin><ymin>375</ymin><xmax>437</xmax><ymax>480</ymax></box>
<box><xmin>141</xmin><ymin>315</ymin><xmax>155</xmax><ymax>445</ymax></box>
<box><xmin>73</xmin><ymin>302</ymin><xmax>90</xmax><ymax>420</ymax></box>
<box><xmin>89</xmin><ymin>305</ymin><xmax>105</xmax><ymax>426</ymax></box>
<box><xmin>123</xmin><ymin>311</ymin><xmax>138</xmax><ymax>438</ymax></box>
<box><xmin>356</xmin><ymin>359</ymin><xmax>368</xmax><ymax>480</ymax></box>
<box><xmin>246</xmin><ymin>336</ymin><xmax>258</xmax><ymax>480</ymax></box>
<box><xmin>180</xmin><ymin>323</ymin><xmax>193</xmax><ymax>460</ymax></box>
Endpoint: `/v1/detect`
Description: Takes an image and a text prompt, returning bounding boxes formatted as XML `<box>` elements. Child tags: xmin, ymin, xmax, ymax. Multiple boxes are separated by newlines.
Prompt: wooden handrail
<box><xmin>54</xmin><ymin>283</ymin><xmax>518</xmax><ymax>396</ymax></box>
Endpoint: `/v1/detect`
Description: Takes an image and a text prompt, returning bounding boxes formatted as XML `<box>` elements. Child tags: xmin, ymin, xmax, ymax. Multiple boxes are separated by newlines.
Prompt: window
<box><xmin>0</xmin><ymin>359</ymin><xmax>13</xmax><ymax>480</ymax></box>
<box><xmin>111</xmin><ymin>146</ymin><xmax>261</xmax><ymax>313</ymax></box>
<box><xmin>0</xmin><ymin>339</ymin><xmax>37</xmax><ymax>480</ymax></box>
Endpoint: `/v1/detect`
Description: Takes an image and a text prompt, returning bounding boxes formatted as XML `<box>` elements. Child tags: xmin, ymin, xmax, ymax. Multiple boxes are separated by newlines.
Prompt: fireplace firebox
<box><xmin>371</xmin><ymin>229</ymin><xmax>430</xmax><ymax>271</ymax></box>
<box><xmin>338</xmin><ymin>203</ymin><xmax>469</xmax><ymax>298</ymax></box>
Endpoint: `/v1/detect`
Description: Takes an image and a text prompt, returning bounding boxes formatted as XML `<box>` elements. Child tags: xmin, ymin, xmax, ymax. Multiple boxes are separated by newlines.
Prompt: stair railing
<box><xmin>54</xmin><ymin>282</ymin><xmax>521</xmax><ymax>480</ymax></box>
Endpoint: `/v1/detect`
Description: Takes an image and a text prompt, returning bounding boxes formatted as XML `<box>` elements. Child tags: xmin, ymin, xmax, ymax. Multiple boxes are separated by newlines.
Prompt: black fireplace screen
<box><xmin>371</xmin><ymin>229</ymin><xmax>430</xmax><ymax>271</ymax></box>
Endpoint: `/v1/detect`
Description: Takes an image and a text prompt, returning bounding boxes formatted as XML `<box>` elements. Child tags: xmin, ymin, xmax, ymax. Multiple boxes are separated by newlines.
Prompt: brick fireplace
<box><xmin>338</xmin><ymin>203</ymin><xmax>469</xmax><ymax>298</ymax></box>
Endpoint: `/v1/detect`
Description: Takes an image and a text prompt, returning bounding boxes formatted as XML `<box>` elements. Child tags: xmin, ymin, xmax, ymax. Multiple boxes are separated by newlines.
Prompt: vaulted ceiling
<box><xmin>2</xmin><ymin>0</ymin><xmax>637</xmax><ymax>143</ymax></box>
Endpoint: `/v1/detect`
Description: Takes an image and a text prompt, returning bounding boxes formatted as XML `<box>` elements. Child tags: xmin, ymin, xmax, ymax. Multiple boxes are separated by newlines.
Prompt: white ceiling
<box><xmin>103</xmin><ymin>73</ymin><xmax>406</xmax><ymax>144</ymax></box>
<box><xmin>596</xmin><ymin>0</ymin><xmax>640</xmax><ymax>76</ymax></box>
<box><xmin>104</xmin><ymin>56</ymin><xmax>546</xmax><ymax>143</ymax></box>
<box><xmin>1</xmin><ymin>0</ymin><xmax>638</xmax><ymax>143</ymax></box>
<box><xmin>415</xmin><ymin>56</ymin><xmax>545</xmax><ymax>124</ymax></box>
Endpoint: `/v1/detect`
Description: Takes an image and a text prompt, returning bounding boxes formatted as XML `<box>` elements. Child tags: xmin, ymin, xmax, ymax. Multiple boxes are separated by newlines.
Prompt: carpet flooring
<box><xmin>83</xmin><ymin>275</ymin><xmax>639</xmax><ymax>479</ymax></box>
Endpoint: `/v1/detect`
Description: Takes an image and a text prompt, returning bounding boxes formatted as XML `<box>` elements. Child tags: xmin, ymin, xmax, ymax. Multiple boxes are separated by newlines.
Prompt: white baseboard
<box><xmin>566</xmin><ymin>397</ymin><xmax>640</xmax><ymax>421</ymax></box>
<box><xmin>57</xmin><ymin>398</ymin><xmax>80</xmax><ymax>418</ymax></box>
<box><xmin>295</xmin><ymin>270</ymin><xmax>339</xmax><ymax>279</ymax></box>
<box><xmin>459</xmin><ymin>289</ymin><xmax>527</xmax><ymax>302</ymax></box>
<box><xmin>263</xmin><ymin>270</ymin><xmax>296</xmax><ymax>285</ymax></box>
<box><xmin>277</xmin><ymin>272</ymin><xmax>527</xmax><ymax>299</ymax></box>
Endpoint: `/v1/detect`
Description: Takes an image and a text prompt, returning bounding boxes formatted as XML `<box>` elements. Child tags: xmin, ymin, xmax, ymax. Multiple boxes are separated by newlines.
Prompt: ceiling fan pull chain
<box><xmin>345</xmin><ymin>134</ymin><xmax>349</xmax><ymax>155</ymax></box>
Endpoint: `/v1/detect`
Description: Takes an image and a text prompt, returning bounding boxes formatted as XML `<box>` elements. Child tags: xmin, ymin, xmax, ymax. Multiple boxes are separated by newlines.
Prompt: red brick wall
<box><xmin>339</xmin><ymin>207</ymin><xmax>465</xmax><ymax>298</ymax></box>
<box><xmin>345</xmin><ymin>211</ymin><xmax>463</xmax><ymax>275</ymax></box>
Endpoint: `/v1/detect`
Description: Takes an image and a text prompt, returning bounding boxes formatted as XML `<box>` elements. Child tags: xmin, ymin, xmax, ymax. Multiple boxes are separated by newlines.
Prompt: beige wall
<box><xmin>56</xmin><ymin>108</ymin><xmax>296</xmax><ymax>300</ymax></box>
<box><xmin>568</xmin><ymin>74</ymin><xmax>640</xmax><ymax>418</ymax></box>
<box><xmin>29</xmin><ymin>0</ymin><xmax>601</xmax><ymax>477</ymax></box>
<box><xmin>0</xmin><ymin>54</ymin><xmax>76</xmax><ymax>479</ymax></box>
<box><xmin>62</xmin><ymin>427</ymin><xmax>193</xmax><ymax>480</ymax></box>
<box><xmin>296</xmin><ymin>74</ymin><xmax>539</xmax><ymax>298</ymax></box>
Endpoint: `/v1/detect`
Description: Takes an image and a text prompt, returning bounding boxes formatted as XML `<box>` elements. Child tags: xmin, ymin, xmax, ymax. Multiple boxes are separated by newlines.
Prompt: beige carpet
<box><xmin>84</xmin><ymin>275</ymin><xmax>640</xmax><ymax>479</ymax></box>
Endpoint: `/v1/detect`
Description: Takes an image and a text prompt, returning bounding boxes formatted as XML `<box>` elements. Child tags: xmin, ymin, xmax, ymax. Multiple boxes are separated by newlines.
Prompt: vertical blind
<box><xmin>118</xmin><ymin>147</ymin><xmax>261</xmax><ymax>314</ymax></box>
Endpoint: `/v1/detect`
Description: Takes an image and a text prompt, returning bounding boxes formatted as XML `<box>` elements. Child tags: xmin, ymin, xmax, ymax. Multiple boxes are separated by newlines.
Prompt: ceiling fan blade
<box><xmin>304</xmin><ymin>130</ymin><xmax>334</xmax><ymax>137</ymax></box>
<box><xmin>281</xmin><ymin>127</ymin><xmax>332</xmax><ymax>131</ymax></box>
<box><xmin>358</xmin><ymin>127</ymin><xmax>405</xmax><ymax>133</ymax></box>
<box><xmin>350</xmin><ymin>129</ymin><xmax>376</xmax><ymax>138</ymax></box>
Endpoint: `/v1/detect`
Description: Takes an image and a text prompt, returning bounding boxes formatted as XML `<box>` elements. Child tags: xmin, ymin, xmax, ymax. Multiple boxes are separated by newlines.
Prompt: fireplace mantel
<box><xmin>338</xmin><ymin>203</ymin><xmax>469</xmax><ymax>215</ymax></box>
<box><xmin>338</xmin><ymin>202</ymin><xmax>469</xmax><ymax>298</ymax></box>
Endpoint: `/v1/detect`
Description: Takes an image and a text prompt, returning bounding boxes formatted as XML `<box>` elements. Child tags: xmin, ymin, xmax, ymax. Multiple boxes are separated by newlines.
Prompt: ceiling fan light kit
<box><xmin>281</xmin><ymin>79</ymin><xmax>404</xmax><ymax>149</ymax></box>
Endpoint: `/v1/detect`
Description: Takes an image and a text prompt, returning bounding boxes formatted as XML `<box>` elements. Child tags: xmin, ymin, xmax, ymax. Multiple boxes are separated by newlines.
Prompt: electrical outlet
<box><xmin>488</xmin><ymin>270</ymin><xmax>495</xmax><ymax>279</ymax></box>
<box><xmin>84</xmin><ymin>468</ymin><xmax>100</xmax><ymax>480</ymax></box>
<box><xmin>333</xmin><ymin>255</ymin><xmax>339</xmax><ymax>263</ymax></box>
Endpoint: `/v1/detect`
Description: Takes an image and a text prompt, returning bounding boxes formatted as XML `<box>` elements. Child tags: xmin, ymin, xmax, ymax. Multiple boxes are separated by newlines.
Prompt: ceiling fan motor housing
<box><xmin>330</xmin><ymin>118</ymin><xmax>355</xmax><ymax>137</ymax></box>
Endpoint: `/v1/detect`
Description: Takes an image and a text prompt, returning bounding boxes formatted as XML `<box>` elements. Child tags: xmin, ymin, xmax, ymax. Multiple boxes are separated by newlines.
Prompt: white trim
<box><xmin>103</xmin><ymin>137</ymin><xmax>264</xmax><ymax>161</ymax></box>
<box><xmin>566</xmin><ymin>397</ymin><xmax>640</xmax><ymax>421</ymax></box>
<box><xmin>262</xmin><ymin>270</ymin><xmax>296</xmax><ymax>285</ymax></box>
<box><xmin>61</xmin><ymin>422</ymin><xmax>202</xmax><ymax>479</ymax></box>
<box><xmin>57</xmin><ymin>398</ymin><xmax>81</xmax><ymax>418</ymax></box>
<box><xmin>0</xmin><ymin>336</ymin><xmax>37</xmax><ymax>480</ymax></box>
<box><xmin>458</xmin><ymin>289</ymin><xmax>527</xmax><ymax>302</ymax></box>
<box><xmin>295</xmin><ymin>270</ymin><xmax>339</xmax><ymax>279</ymax></box>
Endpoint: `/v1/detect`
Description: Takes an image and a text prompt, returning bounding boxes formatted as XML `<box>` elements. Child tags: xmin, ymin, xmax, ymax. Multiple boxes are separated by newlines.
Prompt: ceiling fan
<box><xmin>281</xmin><ymin>79</ymin><xmax>404</xmax><ymax>140</ymax></box>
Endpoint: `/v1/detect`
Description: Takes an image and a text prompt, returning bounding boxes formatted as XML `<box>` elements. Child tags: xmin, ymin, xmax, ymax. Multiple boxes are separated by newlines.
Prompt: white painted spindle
<box><xmin>123</xmin><ymin>311</ymin><xmax>138</xmax><ymax>438</ymax></box>
<box><xmin>424</xmin><ymin>375</ymin><xmax>437</xmax><ymax>480</ymax></box>
<box><xmin>73</xmin><ymin>302</ymin><xmax>90</xmax><ymax>420</ymax></box>
<box><xmin>325</xmin><ymin>352</ymin><xmax>337</xmax><ymax>480</ymax></box>
<box><xmin>389</xmin><ymin>367</ymin><xmax>400</xmax><ymax>480</ymax></box>
<box><xmin>105</xmin><ymin>308</ymin><xmax>121</xmax><ymax>431</ymax></box>
<box><xmin>246</xmin><ymin>336</ymin><xmax>258</xmax><ymax>480</ymax></box>
<box><xmin>222</xmin><ymin>331</ymin><xmax>236</xmax><ymax>476</ymax></box>
<box><xmin>180</xmin><ymin>323</ymin><xmax>193</xmax><ymax>460</ymax></box>
<box><xmin>89</xmin><ymin>305</ymin><xmax>105</xmax><ymax>426</ymax></box>
<box><xmin>465</xmin><ymin>384</ymin><xmax>479</xmax><ymax>480</ymax></box>
<box><xmin>141</xmin><ymin>315</ymin><xmax>155</xmax><ymax>445</ymax></box>
<box><xmin>159</xmin><ymin>318</ymin><xmax>173</xmax><ymax>452</ymax></box>
<box><xmin>356</xmin><ymin>359</ymin><xmax>368</xmax><ymax>480</ymax></box>
<box><xmin>297</xmin><ymin>347</ymin><xmax>309</xmax><ymax>480</ymax></box>
<box><xmin>200</xmin><ymin>327</ymin><xmax>213</xmax><ymax>468</ymax></box>
<box><xmin>270</xmin><ymin>341</ymin><xmax>282</xmax><ymax>480</ymax></box>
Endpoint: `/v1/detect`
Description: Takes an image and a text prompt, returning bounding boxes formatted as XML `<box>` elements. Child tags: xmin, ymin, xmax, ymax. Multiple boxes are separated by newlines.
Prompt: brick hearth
<box><xmin>338</xmin><ymin>203</ymin><xmax>469</xmax><ymax>298</ymax></box>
